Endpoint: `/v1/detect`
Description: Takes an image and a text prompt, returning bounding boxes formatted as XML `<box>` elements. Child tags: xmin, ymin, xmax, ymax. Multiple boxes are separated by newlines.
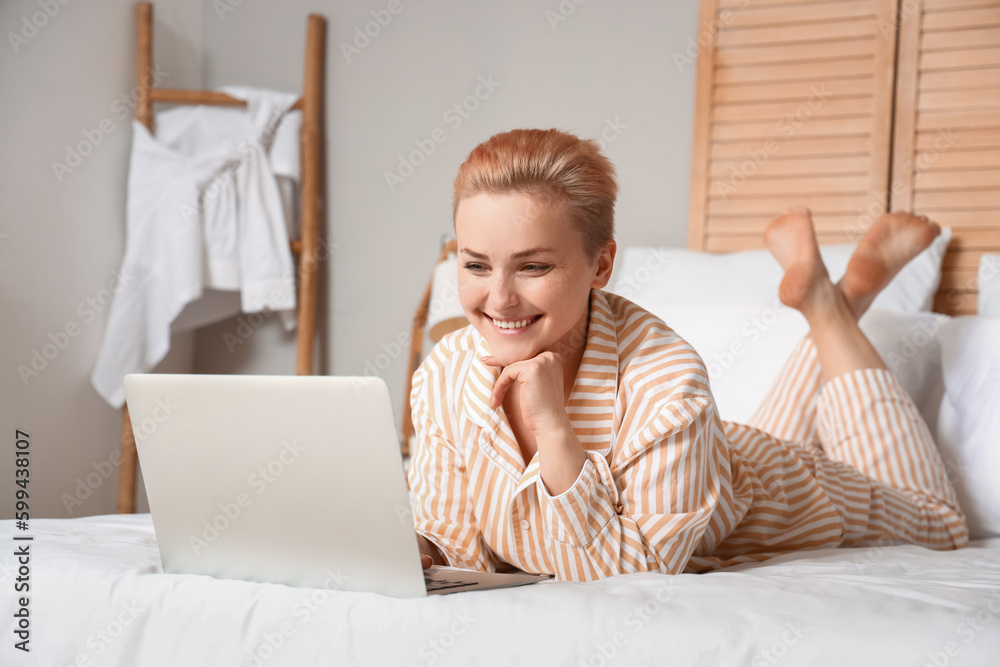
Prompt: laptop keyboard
<box><xmin>423</xmin><ymin>575</ymin><xmax>472</xmax><ymax>592</ymax></box>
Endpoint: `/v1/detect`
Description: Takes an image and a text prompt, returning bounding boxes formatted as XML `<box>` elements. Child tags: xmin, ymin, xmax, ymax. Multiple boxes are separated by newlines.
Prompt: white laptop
<box><xmin>123</xmin><ymin>373</ymin><xmax>550</xmax><ymax>598</ymax></box>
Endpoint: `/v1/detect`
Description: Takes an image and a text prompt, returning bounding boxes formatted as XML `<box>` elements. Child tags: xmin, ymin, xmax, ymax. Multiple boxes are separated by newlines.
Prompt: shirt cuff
<box><xmin>539</xmin><ymin>452</ymin><xmax>620</xmax><ymax>547</ymax></box>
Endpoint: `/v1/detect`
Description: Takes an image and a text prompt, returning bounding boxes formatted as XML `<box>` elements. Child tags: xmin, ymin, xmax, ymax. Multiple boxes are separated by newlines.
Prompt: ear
<box><xmin>590</xmin><ymin>240</ymin><xmax>616</xmax><ymax>290</ymax></box>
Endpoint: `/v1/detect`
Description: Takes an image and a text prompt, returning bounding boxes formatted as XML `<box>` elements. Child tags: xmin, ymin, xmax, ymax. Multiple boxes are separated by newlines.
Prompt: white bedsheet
<box><xmin>2</xmin><ymin>514</ymin><xmax>999</xmax><ymax>666</ymax></box>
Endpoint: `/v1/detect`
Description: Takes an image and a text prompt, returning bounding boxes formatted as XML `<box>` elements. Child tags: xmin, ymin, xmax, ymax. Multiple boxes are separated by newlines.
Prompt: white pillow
<box><xmin>609</xmin><ymin>227</ymin><xmax>951</xmax><ymax>314</ymax></box>
<box><xmin>638</xmin><ymin>302</ymin><xmax>947</xmax><ymax>430</ymax></box>
<box><xmin>633</xmin><ymin>300</ymin><xmax>806</xmax><ymax>423</ymax></box>
<box><xmin>860</xmin><ymin>310</ymin><xmax>948</xmax><ymax>438</ymax></box>
<box><xmin>635</xmin><ymin>299</ymin><xmax>999</xmax><ymax>539</ymax></box>
<box><xmin>935</xmin><ymin>316</ymin><xmax>1000</xmax><ymax>539</ymax></box>
<box><xmin>979</xmin><ymin>253</ymin><xmax>1000</xmax><ymax>317</ymax></box>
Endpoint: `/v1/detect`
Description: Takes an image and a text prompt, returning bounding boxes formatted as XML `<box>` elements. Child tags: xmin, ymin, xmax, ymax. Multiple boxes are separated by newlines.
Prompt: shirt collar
<box><xmin>464</xmin><ymin>289</ymin><xmax>619</xmax><ymax>476</ymax></box>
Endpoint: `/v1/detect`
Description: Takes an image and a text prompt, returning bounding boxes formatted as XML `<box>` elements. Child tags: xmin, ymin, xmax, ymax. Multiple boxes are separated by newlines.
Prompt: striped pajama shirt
<box><xmin>406</xmin><ymin>289</ymin><xmax>968</xmax><ymax>582</ymax></box>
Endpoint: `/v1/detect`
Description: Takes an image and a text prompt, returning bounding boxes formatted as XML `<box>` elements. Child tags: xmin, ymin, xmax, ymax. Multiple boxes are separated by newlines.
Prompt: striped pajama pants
<box><xmin>699</xmin><ymin>337</ymin><xmax>968</xmax><ymax>567</ymax></box>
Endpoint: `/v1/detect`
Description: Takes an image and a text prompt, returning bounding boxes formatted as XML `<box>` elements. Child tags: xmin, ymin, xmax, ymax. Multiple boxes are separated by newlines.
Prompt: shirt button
<box><xmin>520</xmin><ymin>519</ymin><xmax>530</xmax><ymax>530</ymax></box>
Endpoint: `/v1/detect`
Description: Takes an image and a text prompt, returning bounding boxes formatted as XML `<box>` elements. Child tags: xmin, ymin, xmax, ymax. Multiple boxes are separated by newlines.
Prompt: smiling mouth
<box><xmin>488</xmin><ymin>314</ymin><xmax>542</xmax><ymax>331</ymax></box>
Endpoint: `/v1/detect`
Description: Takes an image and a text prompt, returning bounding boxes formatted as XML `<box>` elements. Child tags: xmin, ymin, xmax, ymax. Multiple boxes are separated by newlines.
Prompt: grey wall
<box><xmin>0</xmin><ymin>0</ymin><xmax>698</xmax><ymax>519</ymax></box>
<box><xmin>0</xmin><ymin>0</ymin><xmax>204</xmax><ymax>518</ymax></box>
<box><xmin>194</xmin><ymin>0</ymin><xmax>700</xmax><ymax>419</ymax></box>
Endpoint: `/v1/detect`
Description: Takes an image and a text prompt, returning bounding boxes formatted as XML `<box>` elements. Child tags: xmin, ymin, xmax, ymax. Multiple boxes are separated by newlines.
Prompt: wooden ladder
<box><xmin>117</xmin><ymin>2</ymin><xmax>327</xmax><ymax>513</ymax></box>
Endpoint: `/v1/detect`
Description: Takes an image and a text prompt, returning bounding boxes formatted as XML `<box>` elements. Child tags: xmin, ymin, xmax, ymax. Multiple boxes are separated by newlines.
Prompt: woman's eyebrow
<box><xmin>461</xmin><ymin>247</ymin><xmax>556</xmax><ymax>260</ymax></box>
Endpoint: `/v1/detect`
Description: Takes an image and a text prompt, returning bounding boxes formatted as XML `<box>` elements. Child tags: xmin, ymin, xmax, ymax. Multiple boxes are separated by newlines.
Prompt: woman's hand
<box><xmin>483</xmin><ymin>351</ymin><xmax>571</xmax><ymax>435</ymax></box>
<box><xmin>483</xmin><ymin>352</ymin><xmax>586</xmax><ymax>495</ymax></box>
<box><xmin>416</xmin><ymin>533</ymin><xmax>445</xmax><ymax>570</ymax></box>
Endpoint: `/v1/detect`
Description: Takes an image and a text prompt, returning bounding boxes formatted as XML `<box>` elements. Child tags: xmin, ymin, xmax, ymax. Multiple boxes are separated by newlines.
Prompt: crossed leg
<box><xmin>749</xmin><ymin>210</ymin><xmax>941</xmax><ymax>441</ymax></box>
<box><xmin>748</xmin><ymin>208</ymin><xmax>966</xmax><ymax>549</ymax></box>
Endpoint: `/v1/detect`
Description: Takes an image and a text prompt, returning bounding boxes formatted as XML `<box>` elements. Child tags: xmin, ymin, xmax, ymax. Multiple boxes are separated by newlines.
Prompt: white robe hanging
<box><xmin>91</xmin><ymin>87</ymin><xmax>302</xmax><ymax>408</ymax></box>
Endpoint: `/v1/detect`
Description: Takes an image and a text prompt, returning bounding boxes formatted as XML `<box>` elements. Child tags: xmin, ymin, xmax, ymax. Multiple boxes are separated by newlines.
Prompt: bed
<box><xmin>3</xmin><ymin>516</ymin><xmax>1000</xmax><ymax>664</ymax></box>
<box><xmin>5</xmin><ymin>246</ymin><xmax>1000</xmax><ymax>665</ymax></box>
<box><xmin>6</xmin><ymin>0</ymin><xmax>1000</xmax><ymax>665</ymax></box>
<box><xmin>6</xmin><ymin>257</ymin><xmax>999</xmax><ymax>667</ymax></box>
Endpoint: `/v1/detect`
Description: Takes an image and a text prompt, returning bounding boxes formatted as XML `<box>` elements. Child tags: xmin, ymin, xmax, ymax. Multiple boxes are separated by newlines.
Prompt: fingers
<box><xmin>482</xmin><ymin>355</ymin><xmax>514</xmax><ymax>409</ymax></box>
<box><xmin>480</xmin><ymin>352</ymin><xmax>564</xmax><ymax>410</ymax></box>
<box><xmin>417</xmin><ymin>534</ymin><xmax>441</xmax><ymax>569</ymax></box>
<box><xmin>490</xmin><ymin>368</ymin><xmax>517</xmax><ymax>409</ymax></box>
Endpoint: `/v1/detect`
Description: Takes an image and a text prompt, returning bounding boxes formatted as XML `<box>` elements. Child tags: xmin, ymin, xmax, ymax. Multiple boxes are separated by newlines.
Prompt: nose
<box><xmin>487</xmin><ymin>273</ymin><xmax>519</xmax><ymax>314</ymax></box>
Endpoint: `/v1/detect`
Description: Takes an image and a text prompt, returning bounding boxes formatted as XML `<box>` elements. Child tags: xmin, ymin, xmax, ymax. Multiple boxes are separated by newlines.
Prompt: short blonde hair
<box><xmin>452</xmin><ymin>129</ymin><xmax>618</xmax><ymax>258</ymax></box>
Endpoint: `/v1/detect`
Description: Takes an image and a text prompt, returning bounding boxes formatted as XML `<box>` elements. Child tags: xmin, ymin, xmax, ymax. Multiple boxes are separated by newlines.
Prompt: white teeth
<box><xmin>491</xmin><ymin>316</ymin><xmax>535</xmax><ymax>329</ymax></box>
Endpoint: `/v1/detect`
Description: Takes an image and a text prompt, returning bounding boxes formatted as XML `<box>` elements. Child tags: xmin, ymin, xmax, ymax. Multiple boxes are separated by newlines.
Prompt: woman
<box><xmin>408</xmin><ymin>128</ymin><xmax>967</xmax><ymax>581</ymax></box>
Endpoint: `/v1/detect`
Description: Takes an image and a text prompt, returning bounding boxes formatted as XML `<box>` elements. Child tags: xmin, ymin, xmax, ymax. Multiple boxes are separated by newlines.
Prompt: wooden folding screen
<box><xmin>689</xmin><ymin>0</ymin><xmax>999</xmax><ymax>314</ymax></box>
<box><xmin>117</xmin><ymin>3</ymin><xmax>326</xmax><ymax>513</ymax></box>
<box><xmin>891</xmin><ymin>0</ymin><xmax>1000</xmax><ymax>315</ymax></box>
<box><xmin>688</xmin><ymin>0</ymin><xmax>900</xmax><ymax>251</ymax></box>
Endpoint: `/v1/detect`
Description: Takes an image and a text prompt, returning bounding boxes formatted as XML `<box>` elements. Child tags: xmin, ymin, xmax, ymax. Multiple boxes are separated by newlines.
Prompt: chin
<box><xmin>482</xmin><ymin>340</ymin><xmax>532</xmax><ymax>365</ymax></box>
<box><xmin>481</xmin><ymin>332</ymin><xmax>548</xmax><ymax>365</ymax></box>
<box><xmin>490</xmin><ymin>350</ymin><xmax>533</xmax><ymax>367</ymax></box>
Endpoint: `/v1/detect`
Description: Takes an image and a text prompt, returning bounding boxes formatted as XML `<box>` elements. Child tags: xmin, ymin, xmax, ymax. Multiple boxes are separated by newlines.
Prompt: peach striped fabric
<box><xmin>407</xmin><ymin>290</ymin><xmax>968</xmax><ymax>582</ymax></box>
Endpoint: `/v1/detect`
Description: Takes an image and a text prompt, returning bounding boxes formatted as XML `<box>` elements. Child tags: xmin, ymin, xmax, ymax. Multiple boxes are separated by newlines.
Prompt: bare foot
<box><xmin>764</xmin><ymin>207</ymin><xmax>839</xmax><ymax>318</ymax></box>
<box><xmin>838</xmin><ymin>212</ymin><xmax>941</xmax><ymax>317</ymax></box>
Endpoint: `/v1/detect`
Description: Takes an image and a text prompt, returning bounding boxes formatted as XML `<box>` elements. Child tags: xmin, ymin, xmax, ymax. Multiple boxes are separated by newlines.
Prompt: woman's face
<box><xmin>455</xmin><ymin>191</ymin><xmax>615</xmax><ymax>368</ymax></box>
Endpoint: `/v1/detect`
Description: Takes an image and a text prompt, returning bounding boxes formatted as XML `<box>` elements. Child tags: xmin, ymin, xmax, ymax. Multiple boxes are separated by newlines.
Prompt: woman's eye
<box><xmin>523</xmin><ymin>264</ymin><xmax>550</xmax><ymax>272</ymax></box>
<box><xmin>463</xmin><ymin>263</ymin><xmax>487</xmax><ymax>272</ymax></box>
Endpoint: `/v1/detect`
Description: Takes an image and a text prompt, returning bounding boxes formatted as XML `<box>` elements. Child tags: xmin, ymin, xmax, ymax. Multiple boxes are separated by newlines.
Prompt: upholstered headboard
<box><xmin>687</xmin><ymin>0</ymin><xmax>1000</xmax><ymax>315</ymax></box>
